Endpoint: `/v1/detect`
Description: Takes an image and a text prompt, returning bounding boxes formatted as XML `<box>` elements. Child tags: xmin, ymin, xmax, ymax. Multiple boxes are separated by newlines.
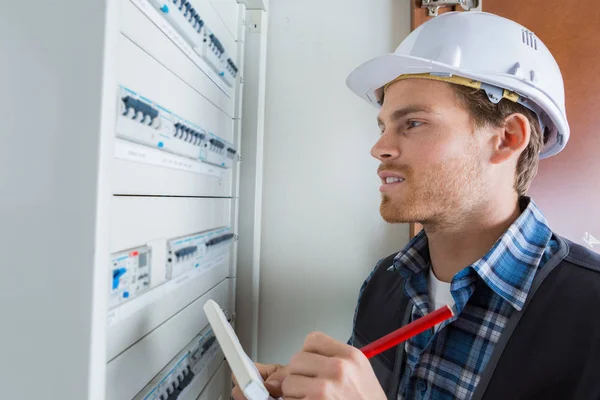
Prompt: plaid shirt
<box><xmin>351</xmin><ymin>197</ymin><xmax>558</xmax><ymax>399</ymax></box>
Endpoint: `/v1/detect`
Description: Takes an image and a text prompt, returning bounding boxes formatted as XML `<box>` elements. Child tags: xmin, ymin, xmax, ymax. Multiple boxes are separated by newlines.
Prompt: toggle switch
<box><xmin>209</xmin><ymin>34</ymin><xmax>224</xmax><ymax>58</ymax></box>
<box><xmin>174</xmin><ymin>246</ymin><xmax>198</xmax><ymax>261</ymax></box>
<box><xmin>193</xmin><ymin>15</ymin><xmax>204</xmax><ymax>33</ymax></box>
<box><xmin>205</xmin><ymin>233</ymin><xmax>234</xmax><ymax>247</ymax></box>
<box><xmin>112</xmin><ymin>268</ymin><xmax>127</xmax><ymax>290</ymax></box>
<box><xmin>187</xmin><ymin>7</ymin><xmax>196</xmax><ymax>22</ymax></box>
<box><xmin>209</xmin><ymin>138</ymin><xmax>225</xmax><ymax>151</ymax></box>
<box><xmin>122</xmin><ymin>95</ymin><xmax>159</xmax><ymax>125</ymax></box>
<box><xmin>192</xmin><ymin>131</ymin><xmax>201</xmax><ymax>145</ymax></box>
<box><xmin>227</xmin><ymin>59</ymin><xmax>239</xmax><ymax>77</ymax></box>
<box><xmin>174</xmin><ymin>122</ymin><xmax>183</xmax><ymax>138</ymax></box>
<box><xmin>122</xmin><ymin>96</ymin><xmax>138</xmax><ymax>119</ymax></box>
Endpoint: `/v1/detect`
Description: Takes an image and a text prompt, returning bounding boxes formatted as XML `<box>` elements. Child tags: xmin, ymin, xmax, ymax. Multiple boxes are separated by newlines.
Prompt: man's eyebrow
<box><xmin>377</xmin><ymin>105</ymin><xmax>434</xmax><ymax>126</ymax></box>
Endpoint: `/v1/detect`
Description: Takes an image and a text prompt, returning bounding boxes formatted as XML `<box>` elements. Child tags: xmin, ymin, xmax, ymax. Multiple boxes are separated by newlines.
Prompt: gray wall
<box><xmin>257</xmin><ymin>0</ymin><xmax>411</xmax><ymax>364</ymax></box>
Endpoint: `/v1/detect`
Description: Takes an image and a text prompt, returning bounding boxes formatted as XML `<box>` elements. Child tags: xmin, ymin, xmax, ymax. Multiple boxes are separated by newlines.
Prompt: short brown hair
<box><xmin>452</xmin><ymin>84</ymin><xmax>545</xmax><ymax>196</ymax></box>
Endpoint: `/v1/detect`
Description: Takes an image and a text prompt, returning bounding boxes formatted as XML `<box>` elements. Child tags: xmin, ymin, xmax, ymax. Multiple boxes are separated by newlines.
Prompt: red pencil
<box><xmin>360</xmin><ymin>305</ymin><xmax>454</xmax><ymax>359</ymax></box>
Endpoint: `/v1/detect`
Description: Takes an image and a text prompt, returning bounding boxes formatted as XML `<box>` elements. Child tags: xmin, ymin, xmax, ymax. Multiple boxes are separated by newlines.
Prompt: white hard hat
<box><xmin>346</xmin><ymin>11</ymin><xmax>569</xmax><ymax>158</ymax></box>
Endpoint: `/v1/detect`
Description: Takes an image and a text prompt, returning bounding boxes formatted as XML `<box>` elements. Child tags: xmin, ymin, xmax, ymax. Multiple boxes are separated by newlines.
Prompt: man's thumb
<box><xmin>264</xmin><ymin>378</ymin><xmax>283</xmax><ymax>396</ymax></box>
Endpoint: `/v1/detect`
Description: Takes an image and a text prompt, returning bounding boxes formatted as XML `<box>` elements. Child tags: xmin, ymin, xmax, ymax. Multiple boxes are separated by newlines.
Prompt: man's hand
<box><xmin>281</xmin><ymin>332</ymin><xmax>386</xmax><ymax>400</ymax></box>
<box><xmin>231</xmin><ymin>362</ymin><xmax>288</xmax><ymax>400</ymax></box>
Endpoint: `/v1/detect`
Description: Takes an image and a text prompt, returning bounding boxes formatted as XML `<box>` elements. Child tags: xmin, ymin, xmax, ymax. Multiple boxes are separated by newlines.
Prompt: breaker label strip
<box><xmin>115</xmin><ymin>138</ymin><xmax>222</xmax><ymax>178</ymax></box>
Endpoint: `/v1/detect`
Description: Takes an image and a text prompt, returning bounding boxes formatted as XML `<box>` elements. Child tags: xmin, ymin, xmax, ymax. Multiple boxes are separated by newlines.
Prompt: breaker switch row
<box><xmin>192</xmin><ymin>13</ymin><xmax>204</xmax><ymax>33</ymax></box>
<box><xmin>174</xmin><ymin>245</ymin><xmax>198</xmax><ymax>261</ymax></box>
<box><xmin>168</xmin><ymin>0</ymin><xmax>205</xmax><ymax>35</ymax></box>
<box><xmin>174</xmin><ymin>122</ymin><xmax>204</xmax><ymax>145</ymax></box>
<box><xmin>226</xmin><ymin>58</ymin><xmax>238</xmax><ymax>78</ymax></box>
<box><xmin>205</xmin><ymin>233</ymin><xmax>235</xmax><ymax>247</ymax></box>
<box><xmin>122</xmin><ymin>96</ymin><xmax>160</xmax><ymax>128</ymax></box>
<box><xmin>226</xmin><ymin>148</ymin><xmax>236</xmax><ymax>159</ymax></box>
<box><xmin>161</xmin><ymin>365</ymin><xmax>195</xmax><ymax>400</ymax></box>
<box><xmin>209</xmin><ymin>138</ymin><xmax>225</xmax><ymax>151</ymax></box>
<box><xmin>208</xmin><ymin>33</ymin><xmax>225</xmax><ymax>58</ymax></box>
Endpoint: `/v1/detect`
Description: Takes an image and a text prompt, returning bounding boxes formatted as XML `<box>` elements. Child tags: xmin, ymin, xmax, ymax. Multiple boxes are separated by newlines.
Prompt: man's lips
<box><xmin>378</xmin><ymin>171</ymin><xmax>406</xmax><ymax>184</ymax></box>
<box><xmin>378</xmin><ymin>171</ymin><xmax>406</xmax><ymax>192</ymax></box>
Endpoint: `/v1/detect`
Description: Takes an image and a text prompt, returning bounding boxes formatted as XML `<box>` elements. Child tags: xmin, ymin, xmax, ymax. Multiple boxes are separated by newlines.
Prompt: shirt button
<box><xmin>417</xmin><ymin>379</ymin><xmax>427</xmax><ymax>393</ymax></box>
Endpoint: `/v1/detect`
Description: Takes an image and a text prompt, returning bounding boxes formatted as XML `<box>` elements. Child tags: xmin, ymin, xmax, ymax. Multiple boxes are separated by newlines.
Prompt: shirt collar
<box><xmin>388</xmin><ymin>197</ymin><xmax>553</xmax><ymax>311</ymax></box>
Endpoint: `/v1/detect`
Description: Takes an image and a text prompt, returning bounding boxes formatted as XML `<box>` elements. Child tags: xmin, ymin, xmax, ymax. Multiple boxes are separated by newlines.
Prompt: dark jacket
<box><xmin>351</xmin><ymin>235</ymin><xmax>600</xmax><ymax>399</ymax></box>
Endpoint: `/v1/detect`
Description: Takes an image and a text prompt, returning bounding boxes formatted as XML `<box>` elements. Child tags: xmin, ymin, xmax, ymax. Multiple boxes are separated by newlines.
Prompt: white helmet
<box><xmin>346</xmin><ymin>11</ymin><xmax>569</xmax><ymax>158</ymax></box>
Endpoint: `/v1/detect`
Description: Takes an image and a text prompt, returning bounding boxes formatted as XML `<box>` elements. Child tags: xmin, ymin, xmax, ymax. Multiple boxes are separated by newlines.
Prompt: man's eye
<box><xmin>407</xmin><ymin>120</ymin><xmax>424</xmax><ymax>129</ymax></box>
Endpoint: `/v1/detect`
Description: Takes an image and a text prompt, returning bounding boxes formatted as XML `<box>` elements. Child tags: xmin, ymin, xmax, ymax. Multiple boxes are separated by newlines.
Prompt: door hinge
<box><xmin>421</xmin><ymin>0</ymin><xmax>482</xmax><ymax>17</ymax></box>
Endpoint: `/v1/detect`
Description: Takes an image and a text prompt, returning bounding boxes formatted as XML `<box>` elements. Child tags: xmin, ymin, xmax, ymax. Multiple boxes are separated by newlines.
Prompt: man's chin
<box><xmin>379</xmin><ymin>204</ymin><xmax>416</xmax><ymax>224</ymax></box>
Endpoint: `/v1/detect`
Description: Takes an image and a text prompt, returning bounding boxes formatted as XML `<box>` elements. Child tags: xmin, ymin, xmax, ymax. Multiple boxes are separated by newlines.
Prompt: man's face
<box><xmin>372</xmin><ymin>79</ymin><xmax>489</xmax><ymax>226</ymax></box>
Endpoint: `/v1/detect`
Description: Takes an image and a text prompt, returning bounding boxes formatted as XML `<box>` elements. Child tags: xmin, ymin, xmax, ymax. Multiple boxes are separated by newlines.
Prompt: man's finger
<box><xmin>282</xmin><ymin>374</ymin><xmax>319</xmax><ymax>399</ymax></box>
<box><xmin>232</xmin><ymin>385</ymin><xmax>247</xmax><ymax>400</ymax></box>
<box><xmin>288</xmin><ymin>351</ymin><xmax>331</xmax><ymax>377</ymax></box>
<box><xmin>263</xmin><ymin>365</ymin><xmax>288</xmax><ymax>397</ymax></box>
<box><xmin>256</xmin><ymin>362</ymin><xmax>284</xmax><ymax>380</ymax></box>
<box><xmin>302</xmin><ymin>331</ymin><xmax>353</xmax><ymax>358</ymax></box>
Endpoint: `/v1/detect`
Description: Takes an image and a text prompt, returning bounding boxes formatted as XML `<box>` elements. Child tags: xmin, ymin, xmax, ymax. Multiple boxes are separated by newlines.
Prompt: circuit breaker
<box><xmin>110</xmin><ymin>246</ymin><xmax>152</xmax><ymax>308</ymax></box>
<box><xmin>116</xmin><ymin>85</ymin><xmax>237</xmax><ymax>168</ymax></box>
<box><xmin>145</xmin><ymin>0</ymin><xmax>239</xmax><ymax>92</ymax></box>
<box><xmin>167</xmin><ymin>228</ymin><xmax>235</xmax><ymax>279</ymax></box>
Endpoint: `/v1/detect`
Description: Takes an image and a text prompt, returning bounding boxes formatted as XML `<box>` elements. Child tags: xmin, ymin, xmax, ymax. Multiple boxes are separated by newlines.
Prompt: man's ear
<box><xmin>489</xmin><ymin>113</ymin><xmax>531</xmax><ymax>165</ymax></box>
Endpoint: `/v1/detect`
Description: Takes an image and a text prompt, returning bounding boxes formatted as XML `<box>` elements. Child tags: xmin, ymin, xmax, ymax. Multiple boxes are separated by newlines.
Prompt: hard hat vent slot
<box><xmin>521</xmin><ymin>29</ymin><xmax>538</xmax><ymax>50</ymax></box>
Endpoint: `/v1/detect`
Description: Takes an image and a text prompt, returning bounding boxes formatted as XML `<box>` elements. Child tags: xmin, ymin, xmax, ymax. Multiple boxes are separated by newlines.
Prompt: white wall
<box><xmin>257</xmin><ymin>0</ymin><xmax>411</xmax><ymax>363</ymax></box>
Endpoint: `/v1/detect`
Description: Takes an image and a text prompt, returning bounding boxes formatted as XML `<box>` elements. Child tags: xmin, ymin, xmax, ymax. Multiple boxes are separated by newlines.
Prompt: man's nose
<box><xmin>371</xmin><ymin>132</ymin><xmax>400</xmax><ymax>161</ymax></box>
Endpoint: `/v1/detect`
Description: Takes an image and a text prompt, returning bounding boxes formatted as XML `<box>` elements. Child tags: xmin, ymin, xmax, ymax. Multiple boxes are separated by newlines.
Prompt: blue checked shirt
<box><xmin>351</xmin><ymin>197</ymin><xmax>558</xmax><ymax>399</ymax></box>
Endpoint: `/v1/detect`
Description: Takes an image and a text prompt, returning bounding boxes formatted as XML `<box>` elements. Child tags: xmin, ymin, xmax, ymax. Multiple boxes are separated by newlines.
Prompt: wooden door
<box><xmin>409</xmin><ymin>1</ymin><xmax>600</xmax><ymax>253</ymax></box>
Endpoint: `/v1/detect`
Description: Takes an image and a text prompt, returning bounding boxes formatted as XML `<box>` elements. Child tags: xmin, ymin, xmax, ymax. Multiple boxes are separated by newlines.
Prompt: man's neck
<box><xmin>424</xmin><ymin>196</ymin><xmax>522</xmax><ymax>283</ymax></box>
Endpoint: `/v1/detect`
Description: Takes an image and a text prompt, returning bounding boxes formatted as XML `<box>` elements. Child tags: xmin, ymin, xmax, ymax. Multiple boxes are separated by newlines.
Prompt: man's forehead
<box><xmin>383</xmin><ymin>78</ymin><xmax>454</xmax><ymax>102</ymax></box>
<box><xmin>378</xmin><ymin>79</ymin><xmax>455</xmax><ymax>119</ymax></box>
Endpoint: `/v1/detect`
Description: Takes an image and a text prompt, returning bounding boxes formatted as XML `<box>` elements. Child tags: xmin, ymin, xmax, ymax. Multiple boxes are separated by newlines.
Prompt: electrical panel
<box><xmin>103</xmin><ymin>0</ymin><xmax>245</xmax><ymax>397</ymax></box>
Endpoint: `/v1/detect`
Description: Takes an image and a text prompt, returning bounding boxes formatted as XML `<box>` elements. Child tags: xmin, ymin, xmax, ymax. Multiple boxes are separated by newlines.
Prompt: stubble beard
<box><xmin>379</xmin><ymin>145</ymin><xmax>486</xmax><ymax>227</ymax></box>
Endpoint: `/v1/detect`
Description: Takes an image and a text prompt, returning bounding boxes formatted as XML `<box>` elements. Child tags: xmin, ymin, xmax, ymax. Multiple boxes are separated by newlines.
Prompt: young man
<box><xmin>233</xmin><ymin>12</ymin><xmax>600</xmax><ymax>400</ymax></box>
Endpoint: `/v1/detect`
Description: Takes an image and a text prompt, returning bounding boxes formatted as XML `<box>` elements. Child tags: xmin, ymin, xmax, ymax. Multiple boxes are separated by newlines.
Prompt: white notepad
<box><xmin>203</xmin><ymin>300</ymin><xmax>282</xmax><ymax>400</ymax></box>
